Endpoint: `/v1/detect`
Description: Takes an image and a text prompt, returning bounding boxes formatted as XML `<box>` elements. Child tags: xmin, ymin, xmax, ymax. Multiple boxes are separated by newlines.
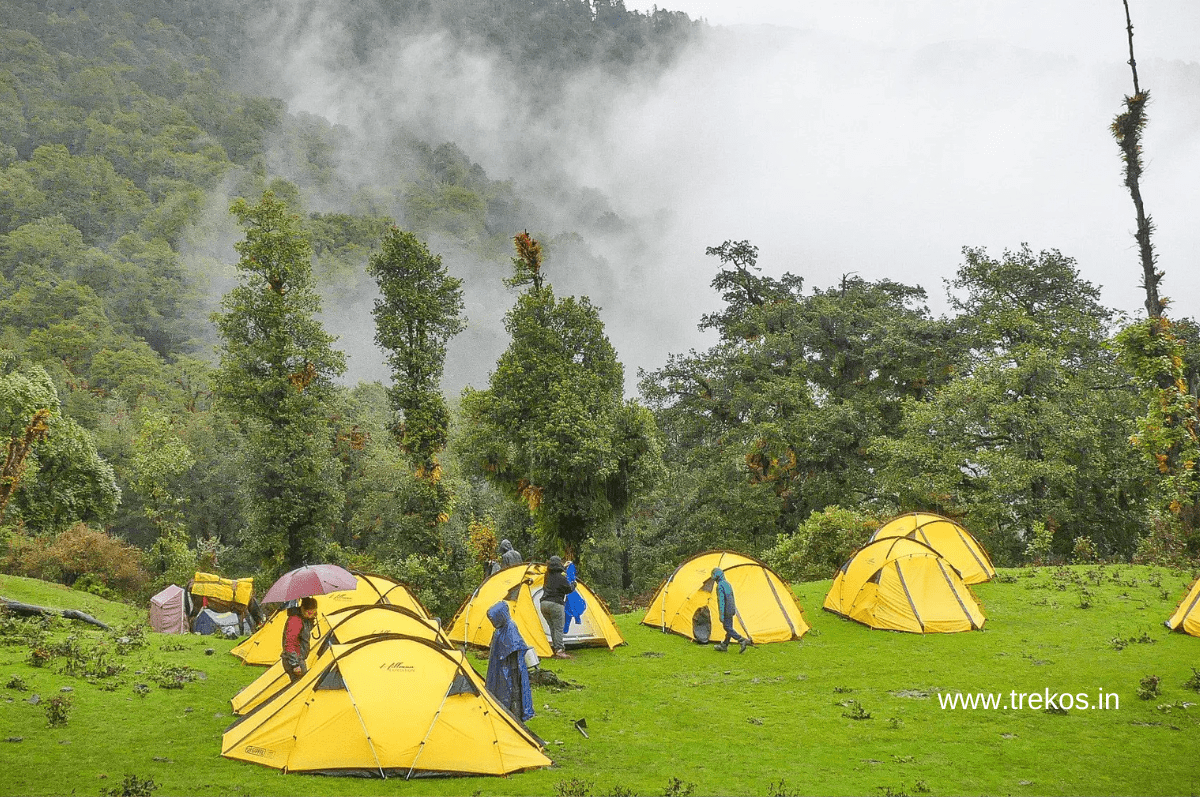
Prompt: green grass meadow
<box><xmin>2</xmin><ymin>566</ymin><xmax>1199</xmax><ymax>796</ymax></box>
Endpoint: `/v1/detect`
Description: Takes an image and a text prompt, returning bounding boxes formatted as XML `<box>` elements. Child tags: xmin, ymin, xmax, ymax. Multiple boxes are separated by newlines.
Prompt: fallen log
<box><xmin>0</xmin><ymin>597</ymin><xmax>110</xmax><ymax>630</ymax></box>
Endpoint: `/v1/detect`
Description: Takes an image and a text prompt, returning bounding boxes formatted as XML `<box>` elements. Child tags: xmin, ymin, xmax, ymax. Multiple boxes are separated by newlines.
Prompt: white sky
<box><xmin>599</xmin><ymin>0</ymin><xmax>1200</xmax><ymax>355</ymax></box>
<box><xmin>626</xmin><ymin>0</ymin><xmax>1200</xmax><ymax>63</ymax></box>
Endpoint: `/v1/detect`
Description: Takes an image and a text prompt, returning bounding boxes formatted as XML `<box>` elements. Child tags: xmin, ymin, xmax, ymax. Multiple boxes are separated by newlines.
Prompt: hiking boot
<box><xmin>713</xmin><ymin>642</ymin><xmax>728</xmax><ymax>652</ymax></box>
<box><xmin>739</xmin><ymin>639</ymin><xmax>751</xmax><ymax>654</ymax></box>
<box><xmin>553</xmin><ymin>651</ymin><xmax>574</xmax><ymax>660</ymax></box>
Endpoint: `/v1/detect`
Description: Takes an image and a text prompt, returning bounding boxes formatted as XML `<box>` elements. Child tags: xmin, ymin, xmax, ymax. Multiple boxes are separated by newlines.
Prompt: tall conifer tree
<box><xmin>214</xmin><ymin>192</ymin><xmax>346</xmax><ymax>571</ymax></box>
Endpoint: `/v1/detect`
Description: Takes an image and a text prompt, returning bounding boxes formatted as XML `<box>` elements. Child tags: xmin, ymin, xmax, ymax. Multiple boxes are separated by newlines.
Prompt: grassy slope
<box><xmin>2</xmin><ymin>566</ymin><xmax>1199</xmax><ymax>797</ymax></box>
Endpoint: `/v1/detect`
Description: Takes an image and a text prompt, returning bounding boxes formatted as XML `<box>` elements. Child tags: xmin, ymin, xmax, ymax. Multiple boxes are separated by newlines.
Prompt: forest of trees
<box><xmin>1</xmin><ymin>0</ymin><xmax>1197</xmax><ymax>620</ymax></box>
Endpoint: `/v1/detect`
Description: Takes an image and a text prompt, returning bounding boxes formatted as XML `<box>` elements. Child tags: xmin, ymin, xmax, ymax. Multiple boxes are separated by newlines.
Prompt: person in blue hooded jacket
<box><xmin>485</xmin><ymin>600</ymin><xmax>535</xmax><ymax>721</ymax></box>
<box><xmin>712</xmin><ymin>568</ymin><xmax>751</xmax><ymax>653</ymax></box>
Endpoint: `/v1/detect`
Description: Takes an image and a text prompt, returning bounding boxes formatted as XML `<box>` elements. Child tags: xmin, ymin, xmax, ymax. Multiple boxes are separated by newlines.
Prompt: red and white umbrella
<box><xmin>260</xmin><ymin>564</ymin><xmax>357</xmax><ymax>604</ymax></box>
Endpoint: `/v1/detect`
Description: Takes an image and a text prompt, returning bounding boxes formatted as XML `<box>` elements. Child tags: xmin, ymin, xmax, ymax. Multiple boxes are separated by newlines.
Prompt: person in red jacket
<box><xmin>281</xmin><ymin>596</ymin><xmax>318</xmax><ymax>681</ymax></box>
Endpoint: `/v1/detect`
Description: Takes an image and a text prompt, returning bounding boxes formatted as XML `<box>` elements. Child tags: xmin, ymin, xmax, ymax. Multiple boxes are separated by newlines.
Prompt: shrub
<box><xmin>44</xmin><ymin>693</ymin><xmax>72</xmax><ymax>727</ymax></box>
<box><xmin>1184</xmin><ymin>668</ymin><xmax>1200</xmax><ymax>693</ymax></box>
<box><xmin>143</xmin><ymin>527</ymin><xmax>196</xmax><ymax>596</ymax></box>
<box><xmin>841</xmin><ymin>700</ymin><xmax>873</xmax><ymax>720</ymax></box>
<box><xmin>72</xmin><ymin>572</ymin><xmax>116</xmax><ymax>599</ymax></box>
<box><xmin>101</xmin><ymin>774</ymin><xmax>159</xmax><ymax>797</ymax></box>
<box><xmin>1072</xmin><ymin>536</ymin><xmax>1099</xmax><ymax>564</ymax></box>
<box><xmin>60</xmin><ymin>641</ymin><xmax>124</xmax><ymax>681</ymax></box>
<box><xmin>1132</xmin><ymin>511</ymin><xmax>1196</xmax><ymax>567</ymax></box>
<box><xmin>3</xmin><ymin>524</ymin><xmax>149</xmax><ymax>598</ymax></box>
<box><xmin>111</xmin><ymin>625</ymin><xmax>148</xmax><ymax>655</ymax></box>
<box><xmin>767</xmin><ymin>780</ymin><xmax>801</xmax><ymax>797</ymax></box>
<box><xmin>554</xmin><ymin>778</ymin><xmax>594</xmax><ymax>797</ymax></box>
<box><xmin>661</xmin><ymin>777</ymin><xmax>695</xmax><ymax>797</ymax></box>
<box><xmin>1024</xmin><ymin>521</ymin><xmax>1054</xmax><ymax>564</ymax></box>
<box><xmin>143</xmin><ymin>662</ymin><xmax>199</xmax><ymax>689</ymax></box>
<box><xmin>1138</xmin><ymin>675</ymin><xmax>1161</xmax><ymax>700</ymax></box>
<box><xmin>765</xmin><ymin>506</ymin><xmax>878</xmax><ymax>583</ymax></box>
<box><xmin>0</xmin><ymin>611</ymin><xmax>50</xmax><ymax>648</ymax></box>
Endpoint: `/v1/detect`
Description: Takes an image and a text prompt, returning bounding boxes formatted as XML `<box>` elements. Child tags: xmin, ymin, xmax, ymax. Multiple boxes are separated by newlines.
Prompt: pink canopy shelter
<box><xmin>150</xmin><ymin>584</ymin><xmax>187</xmax><ymax>634</ymax></box>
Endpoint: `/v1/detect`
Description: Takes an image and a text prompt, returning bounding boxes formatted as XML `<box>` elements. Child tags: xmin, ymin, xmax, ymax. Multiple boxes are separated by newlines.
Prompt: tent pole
<box><xmin>407</xmin><ymin>688</ymin><xmax>452</xmax><ymax>780</ymax></box>
<box><xmin>343</xmin><ymin>679</ymin><xmax>386</xmax><ymax>779</ymax></box>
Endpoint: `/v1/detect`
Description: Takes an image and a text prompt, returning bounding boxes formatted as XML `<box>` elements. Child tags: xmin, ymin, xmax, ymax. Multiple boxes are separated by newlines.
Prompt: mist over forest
<box><xmin>214</xmin><ymin>0</ymin><xmax>1200</xmax><ymax>394</ymax></box>
<box><xmin>2</xmin><ymin>0</ymin><xmax>1199</xmax><ymax>616</ymax></box>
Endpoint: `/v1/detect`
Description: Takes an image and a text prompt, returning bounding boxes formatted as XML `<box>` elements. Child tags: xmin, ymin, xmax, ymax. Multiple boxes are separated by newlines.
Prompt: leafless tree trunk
<box><xmin>1112</xmin><ymin>0</ymin><xmax>1163</xmax><ymax>318</ymax></box>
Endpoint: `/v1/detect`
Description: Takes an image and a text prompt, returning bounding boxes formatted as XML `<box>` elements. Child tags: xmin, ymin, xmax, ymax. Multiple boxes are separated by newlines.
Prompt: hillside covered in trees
<box><xmin>1</xmin><ymin>0</ymin><xmax>1198</xmax><ymax>617</ymax></box>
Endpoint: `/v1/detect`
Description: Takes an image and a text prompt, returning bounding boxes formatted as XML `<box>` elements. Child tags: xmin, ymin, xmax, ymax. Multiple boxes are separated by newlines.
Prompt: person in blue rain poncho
<box><xmin>712</xmin><ymin>567</ymin><xmax>751</xmax><ymax>653</ymax></box>
<box><xmin>485</xmin><ymin>600</ymin><xmax>535</xmax><ymax>721</ymax></box>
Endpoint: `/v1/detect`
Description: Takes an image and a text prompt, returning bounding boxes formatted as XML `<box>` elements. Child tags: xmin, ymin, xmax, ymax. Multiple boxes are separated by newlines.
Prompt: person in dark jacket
<box><xmin>485</xmin><ymin>600</ymin><xmax>535</xmax><ymax>721</ymax></box>
<box><xmin>540</xmin><ymin>556</ymin><xmax>576</xmax><ymax>659</ymax></box>
<box><xmin>712</xmin><ymin>568</ymin><xmax>751</xmax><ymax>653</ymax></box>
<box><xmin>499</xmin><ymin>539</ymin><xmax>523</xmax><ymax>568</ymax></box>
<box><xmin>281</xmin><ymin>596</ymin><xmax>318</xmax><ymax>680</ymax></box>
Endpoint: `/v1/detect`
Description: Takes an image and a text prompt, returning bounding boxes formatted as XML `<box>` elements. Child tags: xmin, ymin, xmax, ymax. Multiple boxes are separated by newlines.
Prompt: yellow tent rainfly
<box><xmin>824</xmin><ymin>537</ymin><xmax>985</xmax><ymax>633</ymax></box>
<box><xmin>231</xmin><ymin>604</ymin><xmax>450</xmax><ymax>716</ymax></box>
<box><xmin>1166</xmin><ymin>577</ymin><xmax>1200</xmax><ymax>637</ymax></box>
<box><xmin>446</xmin><ymin>563</ymin><xmax>625</xmax><ymax>659</ymax></box>
<box><xmin>641</xmin><ymin>551</ymin><xmax>810</xmax><ymax>645</ymax></box>
<box><xmin>222</xmin><ymin>635</ymin><xmax>551</xmax><ymax>778</ymax></box>
<box><xmin>870</xmin><ymin>512</ymin><xmax>996</xmax><ymax>585</ymax></box>
<box><xmin>230</xmin><ymin>572</ymin><xmax>429</xmax><ymax>665</ymax></box>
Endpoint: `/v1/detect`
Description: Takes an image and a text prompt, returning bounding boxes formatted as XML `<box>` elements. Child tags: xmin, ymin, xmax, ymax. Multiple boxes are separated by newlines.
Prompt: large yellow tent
<box><xmin>230</xmin><ymin>573</ymin><xmax>428</xmax><ymax>665</ymax></box>
<box><xmin>446</xmin><ymin>563</ymin><xmax>625</xmax><ymax>658</ymax></box>
<box><xmin>231</xmin><ymin>604</ymin><xmax>449</xmax><ymax>716</ymax></box>
<box><xmin>824</xmin><ymin>537</ymin><xmax>985</xmax><ymax>633</ymax></box>
<box><xmin>641</xmin><ymin>551</ymin><xmax>810</xmax><ymax>645</ymax></box>
<box><xmin>1166</xmin><ymin>578</ymin><xmax>1200</xmax><ymax>637</ymax></box>
<box><xmin>870</xmin><ymin>512</ymin><xmax>996</xmax><ymax>585</ymax></box>
<box><xmin>222</xmin><ymin>635</ymin><xmax>551</xmax><ymax>778</ymax></box>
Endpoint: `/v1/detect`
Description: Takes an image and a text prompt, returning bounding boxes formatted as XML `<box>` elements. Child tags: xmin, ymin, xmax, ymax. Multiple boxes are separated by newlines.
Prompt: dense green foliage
<box><xmin>461</xmin><ymin>234</ymin><xmax>662</xmax><ymax>562</ymax></box>
<box><xmin>214</xmin><ymin>192</ymin><xmax>346</xmax><ymax>571</ymax></box>
<box><xmin>876</xmin><ymin>246</ymin><xmax>1149</xmax><ymax>562</ymax></box>
<box><xmin>368</xmin><ymin>227</ymin><xmax>465</xmax><ymax>470</ymax></box>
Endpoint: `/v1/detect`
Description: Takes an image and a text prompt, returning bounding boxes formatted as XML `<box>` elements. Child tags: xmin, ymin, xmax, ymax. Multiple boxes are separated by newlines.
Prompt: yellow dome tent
<box><xmin>641</xmin><ymin>551</ymin><xmax>810</xmax><ymax>645</ymax></box>
<box><xmin>230</xmin><ymin>573</ymin><xmax>429</xmax><ymax>665</ymax></box>
<box><xmin>1166</xmin><ymin>578</ymin><xmax>1200</xmax><ymax>637</ymax></box>
<box><xmin>824</xmin><ymin>537</ymin><xmax>985</xmax><ymax>633</ymax></box>
<box><xmin>231</xmin><ymin>604</ymin><xmax>449</xmax><ymax>716</ymax></box>
<box><xmin>222</xmin><ymin>635</ymin><xmax>551</xmax><ymax>778</ymax></box>
<box><xmin>870</xmin><ymin>512</ymin><xmax>996</xmax><ymax>585</ymax></box>
<box><xmin>446</xmin><ymin>563</ymin><xmax>625</xmax><ymax>658</ymax></box>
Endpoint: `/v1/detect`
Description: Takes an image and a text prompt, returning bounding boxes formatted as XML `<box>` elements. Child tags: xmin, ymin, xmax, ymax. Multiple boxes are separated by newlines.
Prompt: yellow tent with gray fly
<box><xmin>231</xmin><ymin>603</ymin><xmax>450</xmax><ymax>716</ymax></box>
<box><xmin>221</xmin><ymin>634</ymin><xmax>551</xmax><ymax>778</ymax></box>
<box><xmin>641</xmin><ymin>551</ymin><xmax>810</xmax><ymax>645</ymax></box>
<box><xmin>824</xmin><ymin>536</ymin><xmax>985</xmax><ymax>633</ymax></box>
<box><xmin>870</xmin><ymin>512</ymin><xmax>996</xmax><ymax>585</ymax></box>
<box><xmin>230</xmin><ymin>572</ymin><xmax>428</xmax><ymax>665</ymax></box>
<box><xmin>446</xmin><ymin>562</ymin><xmax>624</xmax><ymax>658</ymax></box>
<box><xmin>1166</xmin><ymin>577</ymin><xmax>1200</xmax><ymax>637</ymax></box>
